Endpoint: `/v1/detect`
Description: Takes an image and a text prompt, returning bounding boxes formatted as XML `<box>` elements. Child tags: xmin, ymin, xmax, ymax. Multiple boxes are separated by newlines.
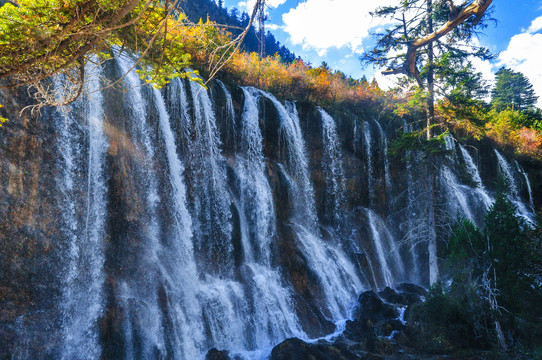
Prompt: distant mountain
<box><xmin>180</xmin><ymin>0</ymin><xmax>297</xmax><ymax>62</ymax></box>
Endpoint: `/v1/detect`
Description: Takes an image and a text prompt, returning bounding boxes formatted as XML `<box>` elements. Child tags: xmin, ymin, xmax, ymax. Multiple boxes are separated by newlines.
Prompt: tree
<box><xmin>362</xmin><ymin>0</ymin><xmax>494</xmax><ymax>138</ymax></box>
<box><xmin>443</xmin><ymin>188</ymin><xmax>542</xmax><ymax>351</ymax></box>
<box><xmin>491</xmin><ymin>67</ymin><xmax>538</xmax><ymax>112</ymax></box>
<box><xmin>0</xmin><ymin>0</ymin><xmax>265</xmax><ymax>108</ymax></box>
<box><xmin>363</xmin><ymin>0</ymin><xmax>493</xmax><ymax>285</ymax></box>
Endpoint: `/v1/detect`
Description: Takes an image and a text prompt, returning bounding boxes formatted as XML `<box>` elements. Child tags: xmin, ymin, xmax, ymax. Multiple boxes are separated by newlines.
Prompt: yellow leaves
<box><xmin>441</xmin><ymin>100</ymin><xmax>542</xmax><ymax>160</ymax></box>
<box><xmin>0</xmin><ymin>104</ymin><xmax>8</xmax><ymax>127</ymax></box>
<box><xmin>223</xmin><ymin>51</ymin><xmax>380</xmax><ymax>106</ymax></box>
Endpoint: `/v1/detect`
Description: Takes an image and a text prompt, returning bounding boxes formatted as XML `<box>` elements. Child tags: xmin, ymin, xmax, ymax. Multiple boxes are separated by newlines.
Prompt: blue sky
<box><xmin>223</xmin><ymin>0</ymin><xmax>542</xmax><ymax>105</ymax></box>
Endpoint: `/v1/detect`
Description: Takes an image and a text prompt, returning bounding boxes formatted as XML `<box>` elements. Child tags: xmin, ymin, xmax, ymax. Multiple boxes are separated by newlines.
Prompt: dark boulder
<box><xmin>343</xmin><ymin>290</ymin><xmax>406</xmax><ymax>352</ymax></box>
<box><xmin>395</xmin><ymin>283</ymin><xmax>428</xmax><ymax>298</ymax></box>
<box><xmin>270</xmin><ymin>337</ymin><xmax>381</xmax><ymax>360</ymax></box>
<box><xmin>353</xmin><ymin>290</ymin><xmax>398</xmax><ymax>322</ymax></box>
<box><xmin>205</xmin><ymin>348</ymin><xmax>231</xmax><ymax>360</ymax></box>
<box><xmin>378</xmin><ymin>285</ymin><xmax>425</xmax><ymax>306</ymax></box>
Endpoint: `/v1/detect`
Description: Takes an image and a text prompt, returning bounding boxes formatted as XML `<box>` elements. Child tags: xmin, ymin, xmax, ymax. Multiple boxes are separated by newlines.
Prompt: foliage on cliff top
<box><xmin>390</xmin><ymin>72</ymin><xmax>542</xmax><ymax>161</ymax></box>
<box><xmin>437</xmin><ymin>95</ymin><xmax>542</xmax><ymax>160</ymax></box>
<box><xmin>0</xmin><ymin>0</ymin><xmax>540</xmax><ymax>163</ymax></box>
<box><xmin>220</xmin><ymin>53</ymin><xmax>391</xmax><ymax>108</ymax></box>
<box><xmin>0</xmin><ymin>0</ymin><xmax>392</xmax><ymax>113</ymax></box>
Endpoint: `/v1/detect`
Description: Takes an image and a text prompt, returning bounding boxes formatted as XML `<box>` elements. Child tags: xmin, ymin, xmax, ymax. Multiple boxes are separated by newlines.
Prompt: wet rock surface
<box><xmin>269</xmin><ymin>286</ymin><xmax>431</xmax><ymax>359</ymax></box>
<box><xmin>205</xmin><ymin>348</ymin><xmax>231</xmax><ymax>360</ymax></box>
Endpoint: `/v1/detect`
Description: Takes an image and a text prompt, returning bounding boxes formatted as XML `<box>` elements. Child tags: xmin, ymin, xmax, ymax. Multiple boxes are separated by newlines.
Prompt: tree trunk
<box><xmin>426</xmin><ymin>0</ymin><xmax>434</xmax><ymax>140</ymax></box>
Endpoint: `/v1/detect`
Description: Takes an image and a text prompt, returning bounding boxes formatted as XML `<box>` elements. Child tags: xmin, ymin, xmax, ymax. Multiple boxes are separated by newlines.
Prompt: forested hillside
<box><xmin>180</xmin><ymin>0</ymin><xmax>297</xmax><ymax>62</ymax></box>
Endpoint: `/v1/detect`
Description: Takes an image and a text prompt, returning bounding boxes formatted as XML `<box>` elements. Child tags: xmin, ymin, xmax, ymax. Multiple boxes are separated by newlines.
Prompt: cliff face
<box><xmin>0</xmin><ymin>59</ymin><xmax>539</xmax><ymax>359</ymax></box>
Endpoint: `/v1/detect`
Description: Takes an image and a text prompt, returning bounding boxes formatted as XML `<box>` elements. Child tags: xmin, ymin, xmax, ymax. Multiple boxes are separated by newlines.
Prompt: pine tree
<box><xmin>364</xmin><ymin>0</ymin><xmax>494</xmax><ymax>284</ymax></box>
<box><xmin>491</xmin><ymin>67</ymin><xmax>538</xmax><ymax>111</ymax></box>
<box><xmin>362</xmin><ymin>0</ymin><xmax>494</xmax><ymax>138</ymax></box>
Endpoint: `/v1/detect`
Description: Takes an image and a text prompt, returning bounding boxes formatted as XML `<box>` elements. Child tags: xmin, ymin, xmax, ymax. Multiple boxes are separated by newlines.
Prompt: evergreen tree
<box><xmin>362</xmin><ymin>0</ymin><xmax>494</xmax><ymax>138</ymax></box>
<box><xmin>364</xmin><ymin>0</ymin><xmax>494</xmax><ymax>284</ymax></box>
<box><xmin>443</xmin><ymin>187</ymin><xmax>542</xmax><ymax>351</ymax></box>
<box><xmin>491</xmin><ymin>67</ymin><xmax>538</xmax><ymax>111</ymax></box>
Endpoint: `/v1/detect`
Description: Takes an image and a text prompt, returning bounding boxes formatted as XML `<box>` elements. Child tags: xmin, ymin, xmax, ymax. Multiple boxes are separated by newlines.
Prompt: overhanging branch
<box><xmin>382</xmin><ymin>0</ymin><xmax>493</xmax><ymax>86</ymax></box>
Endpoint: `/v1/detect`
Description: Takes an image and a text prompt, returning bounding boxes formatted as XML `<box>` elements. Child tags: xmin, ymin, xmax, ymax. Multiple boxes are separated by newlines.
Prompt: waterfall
<box><xmin>8</xmin><ymin>58</ymin><xmax>542</xmax><ymax>360</ymax></box>
<box><xmin>259</xmin><ymin>91</ymin><xmax>363</xmax><ymax>321</ymax></box>
<box><xmin>515</xmin><ymin>160</ymin><xmax>535</xmax><ymax>213</ymax></box>
<box><xmin>363</xmin><ymin>121</ymin><xmax>375</xmax><ymax>206</ymax></box>
<box><xmin>366</xmin><ymin>210</ymin><xmax>393</xmax><ymax>287</ymax></box>
<box><xmin>494</xmin><ymin>149</ymin><xmax>534</xmax><ymax>221</ymax></box>
<box><xmin>441</xmin><ymin>166</ymin><xmax>475</xmax><ymax>221</ymax></box>
<box><xmin>151</xmin><ymin>83</ymin><xmax>211</xmax><ymax>359</ymax></box>
<box><xmin>374</xmin><ymin>119</ymin><xmax>392</xmax><ymax>193</ymax></box>
<box><xmin>259</xmin><ymin>92</ymin><xmax>317</xmax><ymax>227</ymax></box>
<box><xmin>441</xmin><ymin>136</ymin><xmax>475</xmax><ymax>221</ymax></box>
<box><xmin>60</xmin><ymin>62</ymin><xmax>107</xmax><ymax>360</ymax></box>
<box><xmin>237</xmin><ymin>87</ymin><xmax>275</xmax><ymax>264</ymax></box>
<box><xmin>362</xmin><ymin>120</ymin><xmax>405</xmax><ymax>287</ymax></box>
<box><xmin>233</xmin><ymin>87</ymin><xmax>305</xmax><ymax>346</ymax></box>
<box><xmin>458</xmin><ymin>143</ymin><xmax>493</xmax><ymax>209</ymax></box>
<box><xmin>217</xmin><ymin>79</ymin><xmax>236</xmax><ymax>147</ymax></box>
<box><xmin>115</xmin><ymin>55</ymin><xmax>168</xmax><ymax>358</ymax></box>
<box><xmin>402</xmin><ymin>120</ymin><xmax>422</xmax><ymax>284</ymax></box>
<box><xmin>188</xmin><ymin>80</ymin><xmax>233</xmax><ymax>273</ymax></box>
<box><xmin>366</xmin><ymin>209</ymin><xmax>406</xmax><ymax>288</ymax></box>
<box><xmin>318</xmin><ymin>108</ymin><xmax>346</xmax><ymax>224</ymax></box>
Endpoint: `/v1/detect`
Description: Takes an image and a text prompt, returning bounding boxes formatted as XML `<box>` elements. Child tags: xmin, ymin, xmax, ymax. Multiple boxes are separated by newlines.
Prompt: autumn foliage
<box><xmin>172</xmin><ymin>19</ymin><xmax>386</xmax><ymax>107</ymax></box>
<box><xmin>437</xmin><ymin>99</ymin><xmax>542</xmax><ymax>160</ymax></box>
<box><xmin>178</xmin><ymin>19</ymin><xmax>542</xmax><ymax>160</ymax></box>
<box><xmin>222</xmin><ymin>52</ymin><xmax>384</xmax><ymax>106</ymax></box>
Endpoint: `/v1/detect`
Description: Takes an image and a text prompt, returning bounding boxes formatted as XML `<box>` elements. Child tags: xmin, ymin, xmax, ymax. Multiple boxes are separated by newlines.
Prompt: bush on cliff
<box><xmin>409</xmin><ymin>189</ymin><xmax>542</xmax><ymax>356</ymax></box>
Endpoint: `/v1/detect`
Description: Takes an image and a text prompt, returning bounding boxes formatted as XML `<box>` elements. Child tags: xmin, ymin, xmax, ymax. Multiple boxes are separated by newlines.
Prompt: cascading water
<box><xmin>259</xmin><ymin>91</ymin><xmax>363</xmax><ymax>321</ymax></box>
<box><xmin>187</xmin><ymin>80</ymin><xmax>233</xmax><ymax>273</ymax></box>
<box><xmin>261</xmin><ymin>94</ymin><xmax>318</xmax><ymax>227</ymax></box>
<box><xmin>402</xmin><ymin>120</ymin><xmax>423</xmax><ymax>284</ymax></box>
<box><xmin>441</xmin><ymin>136</ymin><xmax>476</xmax><ymax>221</ymax></box>
<box><xmin>362</xmin><ymin>121</ymin><xmax>404</xmax><ymax>288</ymax></box>
<box><xmin>318</xmin><ymin>108</ymin><xmax>346</xmax><ymax>225</ymax></box>
<box><xmin>494</xmin><ymin>150</ymin><xmax>534</xmax><ymax>222</ymax></box>
<box><xmin>458</xmin><ymin>143</ymin><xmax>493</xmax><ymax>209</ymax></box>
<box><xmin>115</xmin><ymin>54</ymin><xmax>169</xmax><ymax>358</ymax></box>
<box><xmin>374</xmin><ymin>119</ymin><xmax>392</xmax><ymax>194</ymax></box>
<box><xmin>60</xmin><ymin>62</ymin><xmax>108</xmax><ymax>360</ymax></box>
<box><xmin>4</xmin><ymin>57</ymin><xmax>540</xmax><ymax>360</ymax></box>
<box><xmin>217</xmin><ymin>79</ymin><xmax>236</xmax><ymax>148</ymax></box>
<box><xmin>231</xmin><ymin>87</ymin><xmax>305</xmax><ymax>349</ymax></box>
<box><xmin>515</xmin><ymin>160</ymin><xmax>535</xmax><ymax>213</ymax></box>
<box><xmin>364</xmin><ymin>121</ymin><xmax>375</xmax><ymax>206</ymax></box>
<box><xmin>236</xmin><ymin>87</ymin><xmax>275</xmax><ymax>264</ymax></box>
<box><xmin>151</xmin><ymin>80</ymin><xmax>205</xmax><ymax>359</ymax></box>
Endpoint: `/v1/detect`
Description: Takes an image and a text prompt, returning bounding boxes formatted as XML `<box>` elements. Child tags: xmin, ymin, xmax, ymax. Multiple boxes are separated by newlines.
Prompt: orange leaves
<box><xmin>223</xmin><ymin>52</ymin><xmax>379</xmax><ymax>106</ymax></box>
<box><xmin>517</xmin><ymin>127</ymin><xmax>542</xmax><ymax>158</ymax></box>
<box><xmin>442</xmin><ymin>102</ymin><xmax>542</xmax><ymax>160</ymax></box>
<box><xmin>171</xmin><ymin>19</ymin><xmax>382</xmax><ymax>107</ymax></box>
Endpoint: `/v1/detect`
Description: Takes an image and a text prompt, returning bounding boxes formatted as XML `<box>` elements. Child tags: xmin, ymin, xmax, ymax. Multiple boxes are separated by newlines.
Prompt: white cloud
<box><xmin>469</xmin><ymin>56</ymin><xmax>495</xmax><ymax>102</ymax></box>
<box><xmin>373</xmin><ymin>70</ymin><xmax>403</xmax><ymax>90</ymax></box>
<box><xmin>281</xmin><ymin>0</ymin><xmax>395</xmax><ymax>55</ymax></box>
<box><xmin>499</xmin><ymin>32</ymin><xmax>542</xmax><ymax>107</ymax></box>
<box><xmin>526</xmin><ymin>15</ymin><xmax>542</xmax><ymax>33</ymax></box>
<box><xmin>237</xmin><ymin>0</ymin><xmax>286</xmax><ymax>12</ymax></box>
<box><xmin>266</xmin><ymin>23</ymin><xmax>283</xmax><ymax>31</ymax></box>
